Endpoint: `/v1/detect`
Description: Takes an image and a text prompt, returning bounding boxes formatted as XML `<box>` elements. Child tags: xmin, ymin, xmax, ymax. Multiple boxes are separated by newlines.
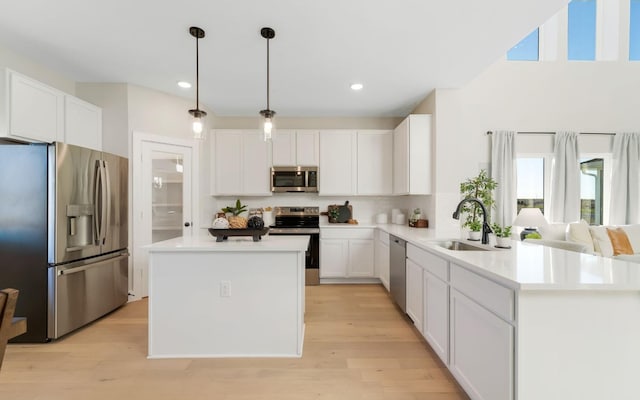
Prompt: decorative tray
<box><xmin>207</xmin><ymin>227</ymin><xmax>270</xmax><ymax>242</ymax></box>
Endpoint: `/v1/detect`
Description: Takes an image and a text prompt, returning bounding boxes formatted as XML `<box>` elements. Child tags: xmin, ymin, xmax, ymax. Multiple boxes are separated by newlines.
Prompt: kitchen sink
<box><xmin>430</xmin><ymin>240</ymin><xmax>490</xmax><ymax>251</ymax></box>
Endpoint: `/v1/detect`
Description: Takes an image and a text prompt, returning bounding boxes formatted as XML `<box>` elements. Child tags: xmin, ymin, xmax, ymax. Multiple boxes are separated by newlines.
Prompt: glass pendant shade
<box><xmin>260</xmin><ymin>109</ymin><xmax>275</xmax><ymax>141</ymax></box>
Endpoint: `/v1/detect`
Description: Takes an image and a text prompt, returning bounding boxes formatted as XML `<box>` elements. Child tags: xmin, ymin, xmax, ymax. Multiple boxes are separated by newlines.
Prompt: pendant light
<box><xmin>259</xmin><ymin>27</ymin><xmax>276</xmax><ymax>141</ymax></box>
<box><xmin>188</xmin><ymin>26</ymin><xmax>206</xmax><ymax>139</ymax></box>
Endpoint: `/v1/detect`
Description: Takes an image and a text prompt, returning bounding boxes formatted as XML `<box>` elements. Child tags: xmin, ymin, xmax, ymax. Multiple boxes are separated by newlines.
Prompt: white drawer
<box><xmin>407</xmin><ymin>243</ymin><xmax>448</xmax><ymax>282</ymax></box>
<box><xmin>450</xmin><ymin>263</ymin><xmax>514</xmax><ymax>322</ymax></box>
<box><xmin>321</xmin><ymin>227</ymin><xmax>374</xmax><ymax>240</ymax></box>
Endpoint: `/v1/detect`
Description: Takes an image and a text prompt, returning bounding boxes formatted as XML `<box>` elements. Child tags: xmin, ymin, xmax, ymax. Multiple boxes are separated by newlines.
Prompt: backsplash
<box><xmin>205</xmin><ymin>194</ymin><xmax>432</xmax><ymax>227</ymax></box>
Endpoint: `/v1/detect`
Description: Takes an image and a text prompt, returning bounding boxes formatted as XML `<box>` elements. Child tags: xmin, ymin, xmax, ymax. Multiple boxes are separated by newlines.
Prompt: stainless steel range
<box><xmin>269</xmin><ymin>206</ymin><xmax>320</xmax><ymax>285</ymax></box>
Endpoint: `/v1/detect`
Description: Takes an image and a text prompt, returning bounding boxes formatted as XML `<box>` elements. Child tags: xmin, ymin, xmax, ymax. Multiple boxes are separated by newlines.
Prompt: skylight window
<box><xmin>568</xmin><ymin>0</ymin><xmax>596</xmax><ymax>60</ymax></box>
<box><xmin>507</xmin><ymin>29</ymin><xmax>539</xmax><ymax>61</ymax></box>
<box><xmin>631</xmin><ymin>0</ymin><xmax>640</xmax><ymax>60</ymax></box>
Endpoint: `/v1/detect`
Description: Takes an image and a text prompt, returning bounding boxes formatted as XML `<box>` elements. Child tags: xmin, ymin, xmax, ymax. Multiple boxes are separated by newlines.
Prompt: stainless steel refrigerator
<box><xmin>0</xmin><ymin>142</ymin><xmax>128</xmax><ymax>342</ymax></box>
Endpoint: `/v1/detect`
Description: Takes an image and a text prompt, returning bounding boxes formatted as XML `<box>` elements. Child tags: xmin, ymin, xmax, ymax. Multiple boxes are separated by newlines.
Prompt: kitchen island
<box><xmin>376</xmin><ymin>224</ymin><xmax>640</xmax><ymax>400</ymax></box>
<box><xmin>145</xmin><ymin>234</ymin><xmax>309</xmax><ymax>359</ymax></box>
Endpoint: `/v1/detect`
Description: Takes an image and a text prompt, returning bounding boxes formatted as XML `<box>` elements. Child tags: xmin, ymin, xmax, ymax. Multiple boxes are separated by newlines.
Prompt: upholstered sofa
<box><xmin>525</xmin><ymin>220</ymin><xmax>640</xmax><ymax>263</ymax></box>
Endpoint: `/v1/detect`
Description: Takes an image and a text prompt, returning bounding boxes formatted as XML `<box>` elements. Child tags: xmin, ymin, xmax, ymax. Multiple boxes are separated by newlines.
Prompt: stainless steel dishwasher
<box><xmin>389</xmin><ymin>235</ymin><xmax>407</xmax><ymax>312</ymax></box>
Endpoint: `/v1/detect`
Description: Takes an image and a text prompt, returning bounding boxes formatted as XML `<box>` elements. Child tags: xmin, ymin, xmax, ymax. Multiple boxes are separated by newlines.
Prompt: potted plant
<box><xmin>459</xmin><ymin>170</ymin><xmax>497</xmax><ymax>240</ymax></box>
<box><xmin>467</xmin><ymin>220</ymin><xmax>483</xmax><ymax>241</ymax></box>
<box><xmin>491</xmin><ymin>223</ymin><xmax>512</xmax><ymax>248</ymax></box>
<box><xmin>221</xmin><ymin>199</ymin><xmax>248</xmax><ymax>229</ymax></box>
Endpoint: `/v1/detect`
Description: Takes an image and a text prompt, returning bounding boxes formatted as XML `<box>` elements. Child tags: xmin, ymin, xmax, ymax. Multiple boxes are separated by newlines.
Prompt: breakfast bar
<box><xmin>145</xmin><ymin>234</ymin><xmax>309</xmax><ymax>359</ymax></box>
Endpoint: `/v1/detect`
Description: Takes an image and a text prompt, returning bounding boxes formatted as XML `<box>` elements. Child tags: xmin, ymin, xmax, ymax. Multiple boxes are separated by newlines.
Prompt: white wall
<box><xmin>76</xmin><ymin>83</ymin><xmax>129</xmax><ymax>158</ymax></box>
<box><xmin>418</xmin><ymin>58</ymin><xmax>640</xmax><ymax>236</ymax></box>
<box><xmin>0</xmin><ymin>42</ymin><xmax>75</xmax><ymax>94</ymax></box>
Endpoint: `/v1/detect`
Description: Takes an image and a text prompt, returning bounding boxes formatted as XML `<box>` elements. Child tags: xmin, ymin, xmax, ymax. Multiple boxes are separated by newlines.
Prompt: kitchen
<box><xmin>2</xmin><ymin>1</ymin><xmax>640</xmax><ymax>400</ymax></box>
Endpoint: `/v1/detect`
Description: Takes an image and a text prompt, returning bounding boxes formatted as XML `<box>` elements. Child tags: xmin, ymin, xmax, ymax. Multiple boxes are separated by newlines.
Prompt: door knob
<box><xmin>184</xmin><ymin>222</ymin><xmax>191</xmax><ymax>227</ymax></box>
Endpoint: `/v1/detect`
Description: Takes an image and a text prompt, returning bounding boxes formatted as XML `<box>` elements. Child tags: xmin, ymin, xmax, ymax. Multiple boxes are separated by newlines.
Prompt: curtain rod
<box><xmin>486</xmin><ymin>131</ymin><xmax>615</xmax><ymax>136</ymax></box>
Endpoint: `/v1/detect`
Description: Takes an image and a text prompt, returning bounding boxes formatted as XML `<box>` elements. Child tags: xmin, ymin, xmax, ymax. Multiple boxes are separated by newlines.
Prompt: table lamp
<box><xmin>512</xmin><ymin>208</ymin><xmax>548</xmax><ymax>240</ymax></box>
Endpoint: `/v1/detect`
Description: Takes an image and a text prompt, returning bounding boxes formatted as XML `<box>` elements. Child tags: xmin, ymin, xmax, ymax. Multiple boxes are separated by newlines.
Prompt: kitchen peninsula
<box><xmin>377</xmin><ymin>224</ymin><xmax>640</xmax><ymax>400</ymax></box>
<box><xmin>145</xmin><ymin>234</ymin><xmax>309</xmax><ymax>358</ymax></box>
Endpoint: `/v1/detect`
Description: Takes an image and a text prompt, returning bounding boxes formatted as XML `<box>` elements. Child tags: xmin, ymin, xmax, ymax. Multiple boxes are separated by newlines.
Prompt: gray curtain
<box><xmin>610</xmin><ymin>132</ymin><xmax>640</xmax><ymax>224</ymax></box>
<box><xmin>490</xmin><ymin>131</ymin><xmax>516</xmax><ymax>227</ymax></box>
<box><xmin>549</xmin><ymin>131</ymin><xmax>580</xmax><ymax>222</ymax></box>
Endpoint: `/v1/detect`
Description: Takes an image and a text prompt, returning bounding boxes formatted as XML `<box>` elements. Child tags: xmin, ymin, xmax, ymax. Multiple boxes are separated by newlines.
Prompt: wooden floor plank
<box><xmin>0</xmin><ymin>284</ymin><xmax>468</xmax><ymax>399</ymax></box>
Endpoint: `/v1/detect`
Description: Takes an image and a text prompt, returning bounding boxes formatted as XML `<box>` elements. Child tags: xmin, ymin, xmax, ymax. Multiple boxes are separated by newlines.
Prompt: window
<box><xmin>507</xmin><ymin>29</ymin><xmax>539</xmax><ymax>61</ymax></box>
<box><xmin>568</xmin><ymin>0</ymin><xmax>597</xmax><ymax>60</ymax></box>
<box><xmin>580</xmin><ymin>157</ymin><xmax>608</xmax><ymax>225</ymax></box>
<box><xmin>516</xmin><ymin>157</ymin><xmax>546</xmax><ymax>214</ymax></box>
<box><xmin>631</xmin><ymin>0</ymin><xmax>640</xmax><ymax>60</ymax></box>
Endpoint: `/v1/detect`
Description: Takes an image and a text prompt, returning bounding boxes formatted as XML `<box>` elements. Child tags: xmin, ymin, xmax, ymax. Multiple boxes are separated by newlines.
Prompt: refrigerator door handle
<box><xmin>57</xmin><ymin>253</ymin><xmax>129</xmax><ymax>276</ymax></box>
<box><xmin>102</xmin><ymin>160</ymin><xmax>111</xmax><ymax>245</ymax></box>
<box><xmin>93</xmin><ymin>160</ymin><xmax>102</xmax><ymax>245</ymax></box>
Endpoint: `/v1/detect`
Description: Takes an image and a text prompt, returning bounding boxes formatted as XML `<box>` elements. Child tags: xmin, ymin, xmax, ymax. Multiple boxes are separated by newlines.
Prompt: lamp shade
<box><xmin>513</xmin><ymin>208</ymin><xmax>548</xmax><ymax>228</ymax></box>
<box><xmin>513</xmin><ymin>208</ymin><xmax>548</xmax><ymax>240</ymax></box>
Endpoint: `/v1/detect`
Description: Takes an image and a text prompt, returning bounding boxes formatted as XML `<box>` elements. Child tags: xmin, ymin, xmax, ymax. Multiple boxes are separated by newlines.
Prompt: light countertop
<box><xmin>372</xmin><ymin>224</ymin><xmax>640</xmax><ymax>291</ymax></box>
<box><xmin>146</xmin><ymin>234</ymin><xmax>309</xmax><ymax>253</ymax></box>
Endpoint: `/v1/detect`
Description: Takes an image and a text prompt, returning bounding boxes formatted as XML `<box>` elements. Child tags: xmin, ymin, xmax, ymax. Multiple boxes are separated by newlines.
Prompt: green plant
<box><xmin>491</xmin><ymin>223</ymin><xmax>512</xmax><ymax>238</ymax></box>
<box><xmin>221</xmin><ymin>199</ymin><xmax>248</xmax><ymax>216</ymax></box>
<box><xmin>459</xmin><ymin>170</ymin><xmax>497</xmax><ymax>230</ymax></box>
<box><xmin>328</xmin><ymin>208</ymin><xmax>340</xmax><ymax>220</ymax></box>
<box><xmin>468</xmin><ymin>220</ymin><xmax>482</xmax><ymax>232</ymax></box>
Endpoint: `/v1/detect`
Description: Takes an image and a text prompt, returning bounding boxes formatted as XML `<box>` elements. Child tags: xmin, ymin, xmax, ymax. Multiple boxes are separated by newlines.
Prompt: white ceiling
<box><xmin>0</xmin><ymin>0</ymin><xmax>568</xmax><ymax>117</ymax></box>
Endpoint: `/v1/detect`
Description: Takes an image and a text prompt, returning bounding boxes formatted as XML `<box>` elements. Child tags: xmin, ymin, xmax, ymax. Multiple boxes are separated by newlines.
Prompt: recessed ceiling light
<box><xmin>350</xmin><ymin>83</ymin><xmax>363</xmax><ymax>91</ymax></box>
<box><xmin>177</xmin><ymin>81</ymin><xmax>192</xmax><ymax>89</ymax></box>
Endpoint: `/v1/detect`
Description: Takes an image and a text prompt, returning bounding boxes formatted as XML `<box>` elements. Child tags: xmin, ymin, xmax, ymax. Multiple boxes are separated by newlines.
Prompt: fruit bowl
<box><xmin>207</xmin><ymin>227</ymin><xmax>270</xmax><ymax>242</ymax></box>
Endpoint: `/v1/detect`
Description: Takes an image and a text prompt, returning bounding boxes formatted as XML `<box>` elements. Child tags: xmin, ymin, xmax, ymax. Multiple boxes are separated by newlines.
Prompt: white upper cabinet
<box><xmin>357</xmin><ymin>130</ymin><xmax>393</xmax><ymax>195</ymax></box>
<box><xmin>319</xmin><ymin>130</ymin><xmax>357</xmax><ymax>195</ymax></box>
<box><xmin>393</xmin><ymin>114</ymin><xmax>432</xmax><ymax>195</ymax></box>
<box><xmin>272</xmin><ymin>130</ymin><xmax>319</xmax><ymax>166</ymax></box>
<box><xmin>1</xmin><ymin>69</ymin><xmax>103</xmax><ymax>150</ymax></box>
<box><xmin>3</xmin><ymin>69</ymin><xmax>64</xmax><ymax>143</ymax></box>
<box><xmin>296</xmin><ymin>130</ymin><xmax>320</xmax><ymax>166</ymax></box>
<box><xmin>64</xmin><ymin>95</ymin><xmax>102</xmax><ymax>151</ymax></box>
<box><xmin>212</xmin><ymin>129</ymin><xmax>271</xmax><ymax>196</ymax></box>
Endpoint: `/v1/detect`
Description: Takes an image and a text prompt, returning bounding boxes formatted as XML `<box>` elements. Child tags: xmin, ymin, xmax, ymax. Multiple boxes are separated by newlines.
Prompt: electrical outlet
<box><xmin>220</xmin><ymin>280</ymin><xmax>231</xmax><ymax>297</ymax></box>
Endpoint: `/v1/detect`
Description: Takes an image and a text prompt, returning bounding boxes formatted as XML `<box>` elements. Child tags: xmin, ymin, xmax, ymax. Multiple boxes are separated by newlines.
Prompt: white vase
<box><xmin>468</xmin><ymin>231</ymin><xmax>482</xmax><ymax>241</ymax></box>
<box><xmin>496</xmin><ymin>237</ymin><xmax>511</xmax><ymax>248</ymax></box>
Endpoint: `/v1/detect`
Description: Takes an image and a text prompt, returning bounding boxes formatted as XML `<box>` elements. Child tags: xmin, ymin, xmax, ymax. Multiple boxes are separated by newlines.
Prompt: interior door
<box><xmin>132</xmin><ymin>139</ymin><xmax>193</xmax><ymax>298</ymax></box>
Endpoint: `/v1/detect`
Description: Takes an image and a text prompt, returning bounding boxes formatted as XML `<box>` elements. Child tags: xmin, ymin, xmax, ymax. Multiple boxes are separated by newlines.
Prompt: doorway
<box><xmin>131</xmin><ymin>132</ymin><xmax>197</xmax><ymax>299</ymax></box>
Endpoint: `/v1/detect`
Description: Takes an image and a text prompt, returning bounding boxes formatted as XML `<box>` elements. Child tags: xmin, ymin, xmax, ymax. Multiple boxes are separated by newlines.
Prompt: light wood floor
<box><xmin>0</xmin><ymin>284</ymin><xmax>468</xmax><ymax>400</ymax></box>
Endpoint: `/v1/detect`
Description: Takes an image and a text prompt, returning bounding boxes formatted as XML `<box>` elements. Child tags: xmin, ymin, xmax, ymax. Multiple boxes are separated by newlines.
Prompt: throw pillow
<box><xmin>607</xmin><ymin>228</ymin><xmax>634</xmax><ymax>256</ymax></box>
<box><xmin>566</xmin><ymin>220</ymin><xmax>595</xmax><ymax>254</ymax></box>
<box><xmin>621</xmin><ymin>225</ymin><xmax>640</xmax><ymax>253</ymax></box>
<box><xmin>540</xmin><ymin>223</ymin><xmax>569</xmax><ymax>240</ymax></box>
<box><xmin>589</xmin><ymin>226</ymin><xmax>614</xmax><ymax>257</ymax></box>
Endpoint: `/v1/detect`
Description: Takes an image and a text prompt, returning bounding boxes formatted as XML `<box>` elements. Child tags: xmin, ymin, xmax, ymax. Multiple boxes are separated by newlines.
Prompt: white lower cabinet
<box><xmin>320</xmin><ymin>228</ymin><xmax>374</xmax><ymax>278</ymax></box>
<box><xmin>404</xmin><ymin>243</ymin><xmax>514</xmax><ymax>400</ymax></box>
<box><xmin>449</xmin><ymin>289</ymin><xmax>514</xmax><ymax>400</ymax></box>
<box><xmin>449</xmin><ymin>262</ymin><xmax>514</xmax><ymax>400</ymax></box>
<box><xmin>348</xmin><ymin>239</ymin><xmax>375</xmax><ymax>277</ymax></box>
<box><xmin>423</xmin><ymin>270</ymin><xmax>449</xmax><ymax>364</ymax></box>
<box><xmin>319</xmin><ymin>239</ymin><xmax>348</xmax><ymax>278</ymax></box>
<box><xmin>374</xmin><ymin>230</ymin><xmax>390</xmax><ymax>291</ymax></box>
<box><xmin>405</xmin><ymin>259</ymin><xmax>424</xmax><ymax>332</ymax></box>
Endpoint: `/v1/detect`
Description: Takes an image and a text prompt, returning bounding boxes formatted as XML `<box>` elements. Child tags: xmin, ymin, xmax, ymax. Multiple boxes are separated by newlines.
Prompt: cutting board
<box><xmin>328</xmin><ymin>202</ymin><xmax>352</xmax><ymax>223</ymax></box>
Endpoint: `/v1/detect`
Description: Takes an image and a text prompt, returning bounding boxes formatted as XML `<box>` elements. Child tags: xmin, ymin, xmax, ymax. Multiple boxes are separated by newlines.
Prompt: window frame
<box><xmin>579</xmin><ymin>152</ymin><xmax>612</xmax><ymax>225</ymax></box>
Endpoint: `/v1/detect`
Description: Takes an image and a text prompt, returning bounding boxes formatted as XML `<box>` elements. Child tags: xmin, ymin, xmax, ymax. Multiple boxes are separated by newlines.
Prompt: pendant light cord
<box><xmin>266</xmin><ymin>36</ymin><xmax>270</xmax><ymax>110</ymax></box>
<box><xmin>196</xmin><ymin>34</ymin><xmax>200</xmax><ymax>110</ymax></box>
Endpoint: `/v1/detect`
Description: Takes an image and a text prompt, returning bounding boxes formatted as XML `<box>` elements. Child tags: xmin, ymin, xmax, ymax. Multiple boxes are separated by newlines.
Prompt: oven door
<box><xmin>268</xmin><ymin>229</ymin><xmax>319</xmax><ymax>285</ymax></box>
<box><xmin>272</xmin><ymin>170</ymin><xmax>306</xmax><ymax>192</ymax></box>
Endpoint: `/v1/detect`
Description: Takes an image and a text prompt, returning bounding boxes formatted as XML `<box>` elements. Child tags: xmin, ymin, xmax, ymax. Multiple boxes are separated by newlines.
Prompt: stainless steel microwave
<box><xmin>271</xmin><ymin>166</ymin><xmax>318</xmax><ymax>193</ymax></box>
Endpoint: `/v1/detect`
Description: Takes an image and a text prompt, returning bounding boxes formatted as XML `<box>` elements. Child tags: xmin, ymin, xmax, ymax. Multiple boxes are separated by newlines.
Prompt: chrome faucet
<box><xmin>452</xmin><ymin>198</ymin><xmax>492</xmax><ymax>245</ymax></box>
